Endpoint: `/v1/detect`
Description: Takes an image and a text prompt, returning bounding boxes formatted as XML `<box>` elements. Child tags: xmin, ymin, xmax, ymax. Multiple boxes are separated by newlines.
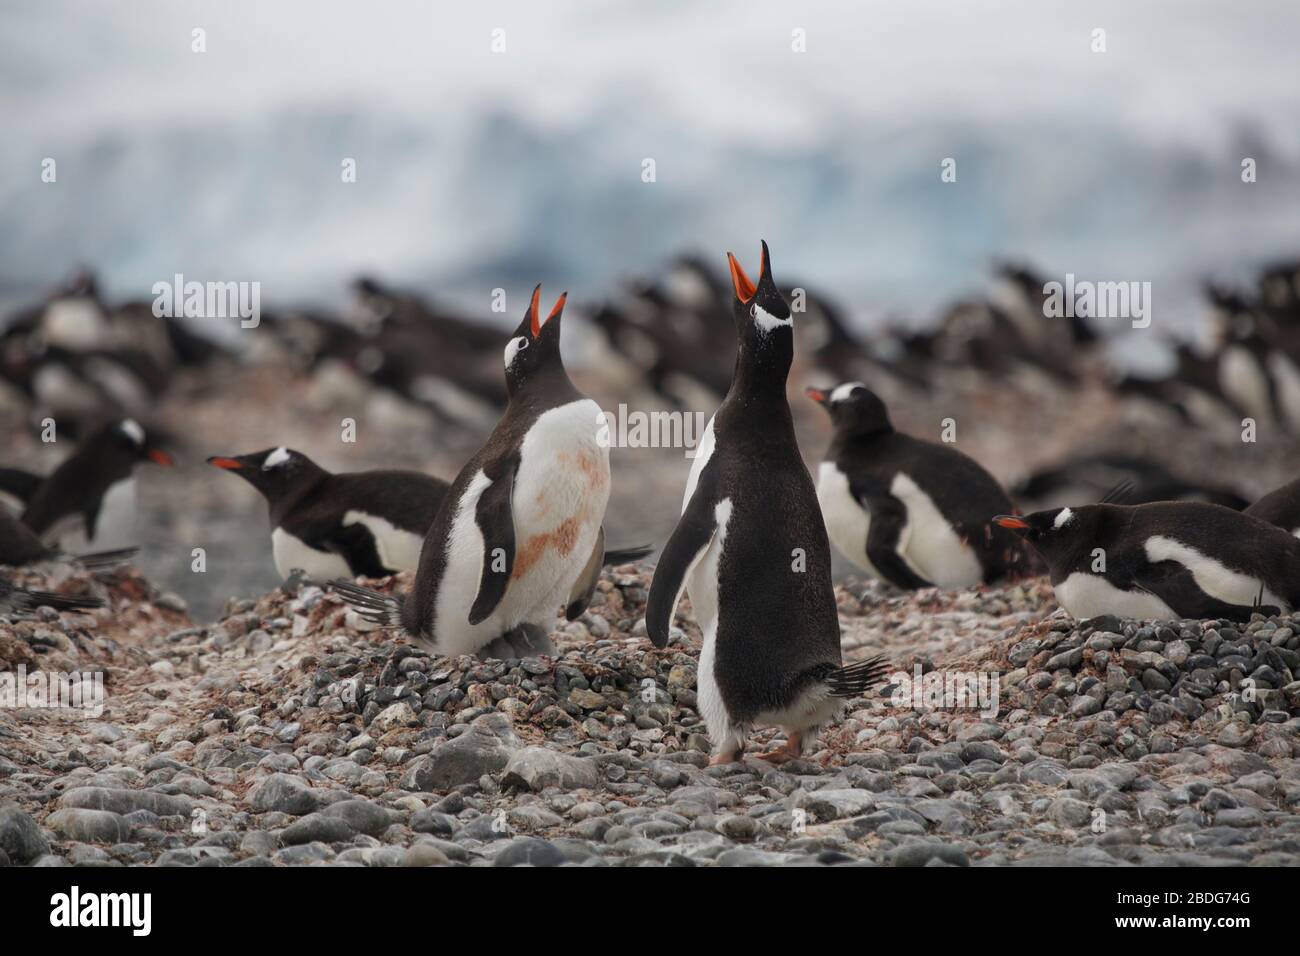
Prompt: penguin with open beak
<box><xmin>646</xmin><ymin>242</ymin><xmax>887</xmax><ymax>765</ymax></box>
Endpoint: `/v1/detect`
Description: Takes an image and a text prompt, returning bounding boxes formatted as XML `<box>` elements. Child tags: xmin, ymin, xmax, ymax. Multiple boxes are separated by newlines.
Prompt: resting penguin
<box><xmin>333</xmin><ymin>286</ymin><xmax>645</xmax><ymax>659</ymax></box>
<box><xmin>807</xmin><ymin>382</ymin><xmax>1027</xmax><ymax>589</ymax></box>
<box><xmin>994</xmin><ymin>499</ymin><xmax>1300</xmax><ymax>622</ymax></box>
<box><xmin>645</xmin><ymin>242</ymin><xmax>888</xmax><ymax>765</ymax></box>
<box><xmin>207</xmin><ymin>447</ymin><xmax>451</xmax><ymax>581</ymax></box>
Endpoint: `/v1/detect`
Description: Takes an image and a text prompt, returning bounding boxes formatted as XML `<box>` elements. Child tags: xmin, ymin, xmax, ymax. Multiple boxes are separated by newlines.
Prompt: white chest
<box><xmin>1055</xmin><ymin>571</ymin><xmax>1177</xmax><ymax>621</ymax></box>
<box><xmin>887</xmin><ymin>472</ymin><xmax>983</xmax><ymax>588</ymax></box>
<box><xmin>433</xmin><ymin>399</ymin><xmax>612</xmax><ymax>655</ymax></box>
<box><xmin>53</xmin><ymin>478</ymin><xmax>137</xmax><ymax>553</ymax></box>
<box><xmin>271</xmin><ymin>527</ymin><xmax>353</xmax><ymax>582</ymax></box>
<box><xmin>817</xmin><ymin>462</ymin><xmax>875</xmax><ymax>575</ymax></box>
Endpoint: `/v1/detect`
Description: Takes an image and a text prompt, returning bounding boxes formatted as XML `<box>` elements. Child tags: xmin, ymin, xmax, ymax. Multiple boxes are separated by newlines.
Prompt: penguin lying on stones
<box><xmin>0</xmin><ymin>576</ymin><xmax>103</xmax><ymax>616</ymax></box>
<box><xmin>334</xmin><ymin>286</ymin><xmax>647</xmax><ymax>660</ymax></box>
<box><xmin>807</xmin><ymin>382</ymin><xmax>1027</xmax><ymax>589</ymax></box>
<box><xmin>995</xmin><ymin>498</ymin><xmax>1300</xmax><ymax>622</ymax></box>
<box><xmin>17</xmin><ymin>419</ymin><xmax>173</xmax><ymax>554</ymax></box>
<box><xmin>208</xmin><ymin>448</ymin><xmax>452</xmax><ymax>581</ymax></box>
<box><xmin>646</xmin><ymin>242</ymin><xmax>888</xmax><ymax>765</ymax></box>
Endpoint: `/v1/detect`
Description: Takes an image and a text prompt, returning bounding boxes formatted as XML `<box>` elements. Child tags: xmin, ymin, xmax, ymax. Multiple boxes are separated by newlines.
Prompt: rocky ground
<box><xmin>2</xmin><ymin>562</ymin><xmax>1298</xmax><ymax>868</ymax></box>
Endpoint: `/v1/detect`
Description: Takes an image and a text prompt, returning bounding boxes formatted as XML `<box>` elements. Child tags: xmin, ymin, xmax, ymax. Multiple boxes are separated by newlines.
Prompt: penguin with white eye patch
<box><xmin>207</xmin><ymin>447</ymin><xmax>451</xmax><ymax>581</ymax></box>
<box><xmin>994</xmin><ymin>499</ymin><xmax>1300</xmax><ymax>622</ymax></box>
<box><xmin>807</xmin><ymin>382</ymin><xmax>1027</xmax><ymax>589</ymax></box>
<box><xmin>334</xmin><ymin>286</ymin><xmax>645</xmax><ymax>660</ymax></box>
<box><xmin>646</xmin><ymin>242</ymin><xmax>888</xmax><ymax>766</ymax></box>
<box><xmin>18</xmin><ymin>419</ymin><xmax>173</xmax><ymax>553</ymax></box>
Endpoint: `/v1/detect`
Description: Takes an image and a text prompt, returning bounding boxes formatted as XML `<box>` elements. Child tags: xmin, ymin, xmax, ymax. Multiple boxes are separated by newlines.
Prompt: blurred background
<box><xmin>2</xmin><ymin>0</ymin><xmax>1300</xmax><ymax>619</ymax></box>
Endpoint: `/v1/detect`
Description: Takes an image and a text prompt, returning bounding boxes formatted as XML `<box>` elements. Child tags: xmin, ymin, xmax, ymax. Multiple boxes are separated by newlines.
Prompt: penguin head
<box><xmin>208</xmin><ymin>447</ymin><xmax>323</xmax><ymax>499</ymax></box>
<box><xmin>503</xmin><ymin>285</ymin><xmax>567</xmax><ymax>394</ymax></box>
<box><xmin>806</xmin><ymin>382</ymin><xmax>893</xmax><ymax>437</ymax></box>
<box><xmin>993</xmin><ymin>506</ymin><xmax>1098</xmax><ymax>563</ymax></box>
<box><xmin>88</xmin><ymin>419</ymin><xmax>173</xmax><ymax>468</ymax></box>
<box><xmin>727</xmin><ymin>240</ymin><xmax>793</xmax><ymax>364</ymax></box>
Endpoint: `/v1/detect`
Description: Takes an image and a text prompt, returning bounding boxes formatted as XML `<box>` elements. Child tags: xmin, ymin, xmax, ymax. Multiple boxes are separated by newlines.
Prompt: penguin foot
<box><xmin>708</xmin><ymin>751</ymin><xmax>741</xmax><ymax>767</ymax></box>
<box><xmin>753</xmin><ymin>731</ymin><xmax>803</xmax><ymax>765</ymax></box>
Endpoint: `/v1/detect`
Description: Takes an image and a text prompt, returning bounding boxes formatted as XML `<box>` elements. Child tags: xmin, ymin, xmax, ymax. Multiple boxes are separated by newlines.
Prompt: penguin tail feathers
<box><xmin>72</xmin><ymin>547</ymin><xmax>139</xmax><ymax>571</ymax></box>
<box><xmin>603</xmin><ymin>544</ymin><xmax>653</xmax><ymax>566</ymax></box>
<box><xmin>330</xmin><ymin>580</ymin><xmax>405</xmax><ymax>629</ymax></box>
<box><xmin>824</xmin><ymin>654</ymin><xmax>891</xmax><ymax>699</ymax></box>
<box><xmin>12</xmin><ymin>588</ymin><xmax>104</xmax><ymax>614</ymax></box>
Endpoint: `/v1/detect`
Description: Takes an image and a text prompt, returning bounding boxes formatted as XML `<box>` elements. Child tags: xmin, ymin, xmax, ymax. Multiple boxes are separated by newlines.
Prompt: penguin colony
<box><xmin>5</xmin><ymin>248</ymin><xmax>1300</xmax><ymax>763</ymax></box>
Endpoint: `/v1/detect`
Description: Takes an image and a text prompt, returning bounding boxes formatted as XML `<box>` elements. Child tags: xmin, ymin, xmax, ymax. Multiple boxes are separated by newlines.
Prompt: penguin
<box><xmin>645</xmin><ymin>242</ymin><xmax>888</xmax><ymax>765</ymax></box>
<box><xmin>207</xmin><ymin>447</ymin><xmax>452</xmax><ymax>581</ymax></box>
<box><xmin>1244</xmin><ymin>476</ymin><xmax>1300</xmax><ymax>537</ymax></box>
<box><xmin>0</xmin><ymin>508</ymin><xmax>137</xmax><ymax>570</ymax></box>
<box><xmin>0</xmin><ymin>576</ymin><xmax>103</xmax><ymax>617</ymax></box>
<box><xmin>807</xmin><ymin>381</ymin><xmax>1026</xmax><ymax>589</ymax></box>
<box><xmin>333</xmin><ymin>286</ymin><xmax>634</xmax><ymax>660</ymax></box>
<box><xmin>19</xmin><ymin>419</ymin><xmax>173</xmax><ymax>553</ymax></box>
<box><xmin>994</xmin><ymin>498</ymin><xmax>1300</xmax><ymax>622</ymax></box>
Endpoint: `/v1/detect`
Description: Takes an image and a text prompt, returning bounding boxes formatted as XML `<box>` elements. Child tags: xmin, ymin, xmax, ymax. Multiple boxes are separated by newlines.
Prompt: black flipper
<box><xmin>330</xmin><ymin>580</ymin><xmax>406</xmax><ymax>628</ymax></box>
<box><xmin>645</xmin><ymin>462</ymin><xmax>721</xmax><ymax>648</ymax></box>
<box><xmin>824</xmin><ymin>654</ymin><xmax>891</xmax><ymax>698</ymax></box>
<box><xmin>468</xmin><ymin>455</ymin><xmax>518</xmax><ymax>626</ymax></box>
<box><xmin>565</xmin><ymin>527</ymin><xmax>605</xmax><ymax>621</ymax></box>
<box><xmin>324</xmin><ymin>523</ymin><xmax>391</xmax><ymax>578</ymax></box>
<box><xmin>603</xmin><ymin>544</ymin><xmax>652</xmax><ymax>566</ymax></box>
<box><xmin>862</xmin><ymin>494</ymin><xmax>934</xmax><ymax>590</ymax></box>
<box><xmin>1132</xmin><ymin>561</ymin><xmax>1272</xmax><ymax>622</ymax></box>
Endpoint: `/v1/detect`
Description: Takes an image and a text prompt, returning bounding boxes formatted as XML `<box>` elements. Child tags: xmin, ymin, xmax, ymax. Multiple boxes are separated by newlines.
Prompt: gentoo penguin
<box><xmin>645</xmin><ymin>243</ymin><xmax>888</xmax><ymax>765</ymax></box>
<box><xmin>994</xmin><ymin>499</ymin><xmax>1300</xmax><ymax>622</ymax></box>
<box><xmin>1244</xmin><ymin>476</ymin><xmax>1300</xmax><ymax>537</ymax></box>
<box><xmin>334</xmin><ymin>286</ymin><xmax>630</xmax><ymax>660</ymax></box>
<box><xmin>0</xmin><ymin>576</ymin><xmax>103</xmax><ymax>616</ymax></box>
<box><xmin>807</xmin><ymin>382</ymin><xmax>1026</xmax><ymax>589</ymax></box>
<box><xmin>0</xmin><ymin>508</ymin><xmax>136</xmax><ymax>570</ymax></box>
<box><xmin>207</xmin><ymin>448</ymin><xmax>451</xmax><ymax>580</ymax></box>
<box><xmin>19</xmin><ymin>419</ymin><xmax>173</xmax><ymax>554</ymax></box>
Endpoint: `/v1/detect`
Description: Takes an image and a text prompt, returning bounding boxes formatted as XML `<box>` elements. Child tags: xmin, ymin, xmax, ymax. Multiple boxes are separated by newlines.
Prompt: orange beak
<box><xmin>207</xmin><ymin>456</ymin><xmax>243</xmax><ymax>471</ymax></box>
<box><xmin>993</xmin><ymin>515</ymin><xmax>1029</xmax><ymax>530</ymax></box>
<box><xmin>805</xmin><ymin>387</ymin><xmax>828</xmax><ymax>404</ymax></box>
<box><xmin>726</xmin><ymin>252</ymin><xmax>756</xmax><ymax>302</ymax></box>
<box><xmin>147</xmin><ymin>449</ymin><xmax>174</xmax><ymax>467</ymax></box>
<box><xmin>546</xmin><ymin>291</ymin><xmax>567</xmax><ymax>324</ymax></box>
<box><xmin>528</xmin><ymin>284</ymin><xmax>542</xmax><ymax>338</ymax></box>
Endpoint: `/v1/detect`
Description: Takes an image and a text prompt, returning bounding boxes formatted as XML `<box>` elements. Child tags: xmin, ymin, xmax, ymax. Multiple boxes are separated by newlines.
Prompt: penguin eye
<box><xmin>516</xmin><ymin>337</ymin><xmax>529</xmax><ymax>351</ymax></box>
<box><xmin>749</xmin><ymin>304</ymin><xmax>757</xmax><ymax>319</ymax></box>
